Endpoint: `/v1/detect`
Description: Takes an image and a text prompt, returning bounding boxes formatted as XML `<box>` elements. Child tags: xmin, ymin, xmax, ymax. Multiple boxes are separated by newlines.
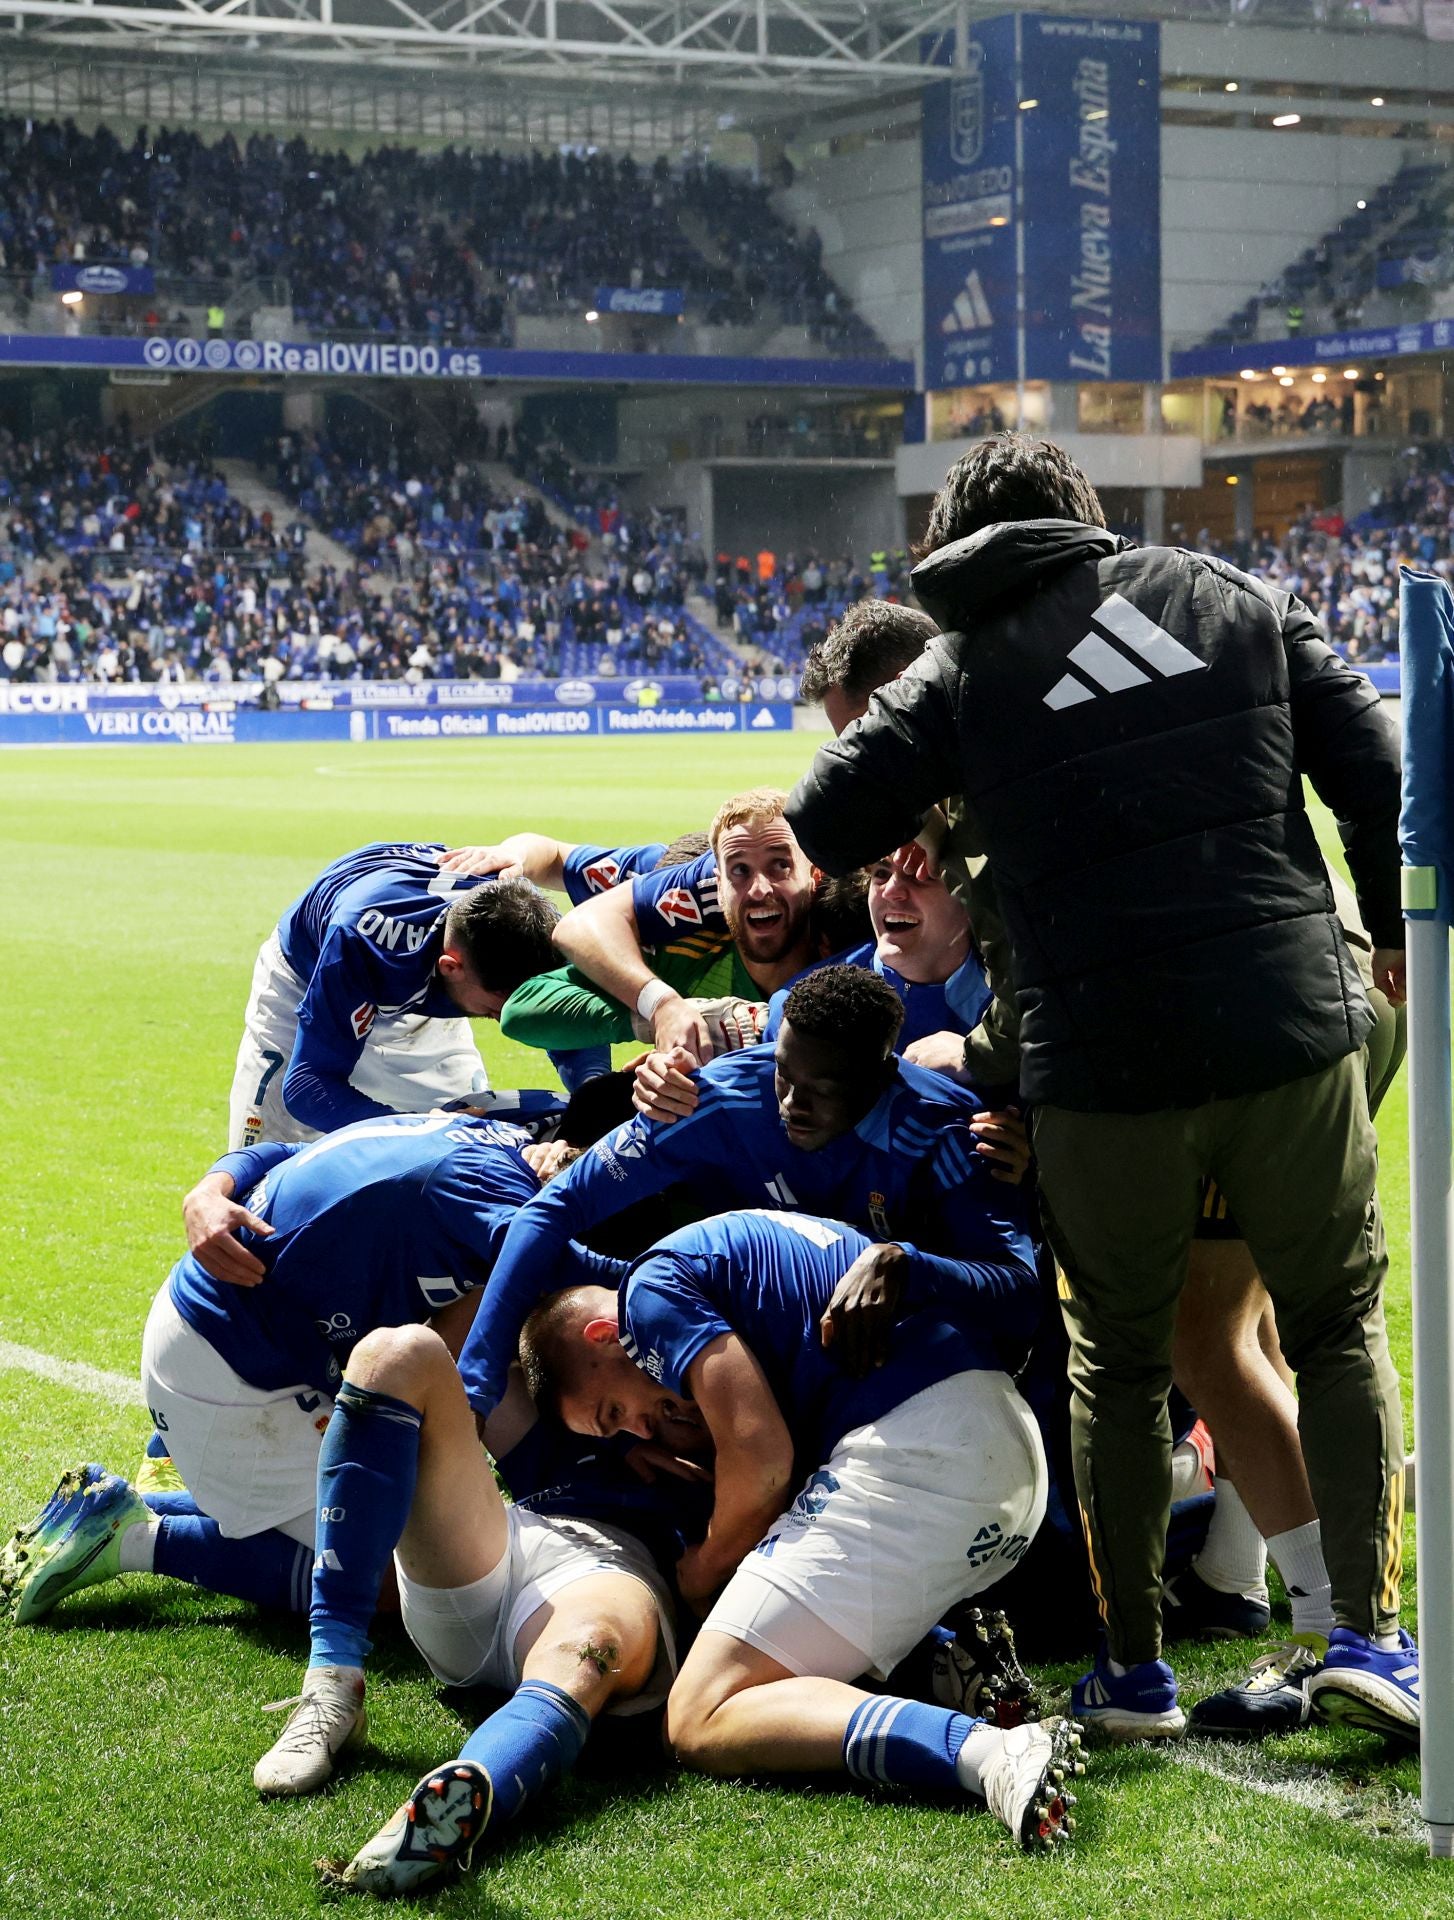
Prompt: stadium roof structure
<box><xmin>0</xmin><ymin>0</ymin><xmax>1391</xmax><ymax>105</ymax></box>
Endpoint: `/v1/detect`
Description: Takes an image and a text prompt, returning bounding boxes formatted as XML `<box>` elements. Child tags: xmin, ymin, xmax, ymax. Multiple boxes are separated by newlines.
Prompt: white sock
<box><xmin>953</xmin><ymin>1723</ymin><xmax>1004</xmax><ymax>1796</ymax></box>
<box><xmin>117</xmin><ymin>1517</ymin><xmax>160</xmax><ymax>1574</ymax></box>
<box><xmin>1266</xmin><ymin>1519</ymin><xmax>1334</xmax><ymax>1639</ymax></box>
<box><xmin>1193</xmin><ymin>1478</ymin><xmax>1269</xmax><ymax>1599</ymax></box>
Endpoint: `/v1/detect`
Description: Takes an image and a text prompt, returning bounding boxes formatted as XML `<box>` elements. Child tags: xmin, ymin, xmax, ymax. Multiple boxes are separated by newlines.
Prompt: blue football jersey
<box><xmin>622</xmin><ymin>1210</ymin><xmax>1007</xmax><ymax>1462</ymax></box>
<box><xmin>272</xmin><ymin>842</ymin><xmax>592</xmax><ymax>1132</ymax></box>
<box><xmin>457</xmin><ymin>1046</ymin><xmax>1037</xmax><ymax>1415</ymax></box>
<box><xmin>169</xmin><ymin>1110</ymin><xmax>617</xmax><ymax>1393</ymax></box>
<box><xmin>629</xmin><ymin>849</ymin><xmax>722</xmax><ymax>946</ymax></box>
<box><xmin>561</xmin><ymin>842</ymin><xmax>668</xmax><ymax>908</ymax></box>
<box><xmin>765</xmin><ymin>942</ymin><xmax>991</xmax><ymax>1056</ymax></box>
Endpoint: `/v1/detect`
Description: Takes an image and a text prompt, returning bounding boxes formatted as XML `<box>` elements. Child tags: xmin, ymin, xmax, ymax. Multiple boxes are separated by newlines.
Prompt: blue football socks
<box><xmin>152</xmin><ymin>1515</ymin><xmax>312</xmax><ymax>1613</ymax></box>
<box><xmin>843</xmin><ymin>1695</ymin><xmax>976</xmax><ymax>1795</ymax></box>
<box><xmin>458</xmin><ymin>1679</ymin><xmax>591</xmax><ymax>1827</ymax></box>
<box><xmin>308</xmin><ymin>1378</ymin><xmax>423</xmax><ymax>1672</ymax></box>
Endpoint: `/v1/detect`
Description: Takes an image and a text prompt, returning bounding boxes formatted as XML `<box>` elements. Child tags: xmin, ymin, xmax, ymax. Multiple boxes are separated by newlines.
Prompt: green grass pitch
<box><xmin>0</xmin><ymin>736</ymin><xmax>1444</xmax><ymax>1920</ymax></box>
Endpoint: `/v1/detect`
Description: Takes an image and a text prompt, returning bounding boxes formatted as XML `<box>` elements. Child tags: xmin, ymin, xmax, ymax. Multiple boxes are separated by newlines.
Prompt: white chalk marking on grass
<box><xmin>1167</xmin><ymin>1737</ymin><xmax>1425</xmax><ymax>1844</ymax></box>
<box><xmin>0</xmin><ymin>1339</ymin><xmax>142</xmax><ymax>1409</ymax></box>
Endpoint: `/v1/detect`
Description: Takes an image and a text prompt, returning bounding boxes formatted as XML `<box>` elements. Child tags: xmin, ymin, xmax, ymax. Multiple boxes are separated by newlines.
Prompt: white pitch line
<box><xmin>0</xmin><ymin>1338</ymin><xmax>142</xmax><ymax>1409</ymax></box>
<box><xmin>0</xmin><ymin>1335</ymin><xmax>1427</xmax><ymax>1843</ymax></box>
<box><xmin>1166</xmin><ymin>1738</ymin><xmax>1425</xmax><ymax>1845</ymax></box>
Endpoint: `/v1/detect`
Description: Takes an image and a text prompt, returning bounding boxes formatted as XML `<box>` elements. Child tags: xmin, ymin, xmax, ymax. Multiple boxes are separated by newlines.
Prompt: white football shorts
<box><xmin>704</xmin><ymin>1368</ymin><xmax>1048</xmax><ymax>1682</ymax></box>
<box><xmin>140</xmin><ymin>1285</ymin><xmax>331</xmax><ymax>1546</ymax></box>
<box><xmin>227</xmin><ymin>927</ymin><xmax>489</xmax><ymax>1149</ymax></box>
<box><xmin>397</xmin><ymin>1505</ymin><xmax>678</xmax><ymax>1715</ymax></box>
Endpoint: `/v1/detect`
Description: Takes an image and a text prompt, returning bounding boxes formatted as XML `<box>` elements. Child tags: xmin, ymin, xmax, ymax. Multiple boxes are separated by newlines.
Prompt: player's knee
<box><xmin>535</xmin><ymin>1584</ymin><xmax>659</xmax><ymax>1704</ymax></box>
<box><xmin>345</xmin><ymin>1322</ymin><xmax>450</xmax><ymax>1398</ymax></box>
<box><xmin>552</xmin><ymin>1612</ymin><xmax>652</xmax><ymax>1700</ymax></box>
<box><xmin>664</xmin><ymin>1663</ymin><xmax>736</xmax><ymax>1771</ymax></box>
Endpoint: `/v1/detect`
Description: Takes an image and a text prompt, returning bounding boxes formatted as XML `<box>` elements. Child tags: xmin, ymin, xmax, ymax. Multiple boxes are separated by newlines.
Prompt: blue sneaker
<box><xmin>1162</xmin><ymin>1565</ymin><xmax>1271</xmax><ymax>1642</ymax></box>
<box><xmin>0</xmin><ymin>1463</ymin><xmax>149</xmax><ymax>1624</ymax></box>
<box><xmin>1308</xmin><ymin>1627</ymin><xmax>1420</xmax><ymax>1743</ymax></box>
<box><xmin>1071</xmin><ymin>1648</ymin><xmax>1186</xmax><ymax>1742</ymax></box>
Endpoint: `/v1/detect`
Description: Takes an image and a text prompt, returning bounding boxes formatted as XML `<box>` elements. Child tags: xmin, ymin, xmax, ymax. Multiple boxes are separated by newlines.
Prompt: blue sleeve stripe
<box><xmin>895</xmin><ymin>1119</ymin><xmax>940</xmax><ymax>1157</ymax></box>
<box><xmin>934</xmin><ymin>1131</ymin><xmax>978</xmax><ymax>1189</ymax></box>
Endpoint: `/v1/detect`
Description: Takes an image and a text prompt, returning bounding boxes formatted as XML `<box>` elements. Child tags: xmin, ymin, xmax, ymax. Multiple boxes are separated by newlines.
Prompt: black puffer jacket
<box><xmin>786</xmin><ymin>521</ymin><xmax>1402</xmax><ymax>1113</ymax></box>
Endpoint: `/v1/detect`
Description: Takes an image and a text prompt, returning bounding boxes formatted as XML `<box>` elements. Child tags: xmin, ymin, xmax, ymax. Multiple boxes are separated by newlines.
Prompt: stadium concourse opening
<box><xmin>0</xmin><ymin>1</ymin><xmax>1448</xmax><ymax>1910</ymax></box>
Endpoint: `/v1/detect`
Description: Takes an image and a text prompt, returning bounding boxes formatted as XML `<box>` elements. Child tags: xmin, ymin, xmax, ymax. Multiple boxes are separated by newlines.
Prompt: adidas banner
<box><xmin>922</xmin><ymin>12</ymin><xmax>1161</xmax><ymax>390</ymax></box>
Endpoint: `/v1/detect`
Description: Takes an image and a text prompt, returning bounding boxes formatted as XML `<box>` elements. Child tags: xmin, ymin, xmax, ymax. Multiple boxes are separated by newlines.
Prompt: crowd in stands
<box><xmin>1190</xmin><ymin>450</ymin><xmax>1454</xmax><ymax>664</ymax></box>
<box><xmin>0</xmin><ymin>117</ymin><xmax>879</xmax><ymax>355</ymax></box>
<box><xmin>5</xmin><ymin>419</ymin><xmax>1448</xmax><ymax>684</ymax></box>
<box><xmin>0</xmin><ymin>420</ymin><xmax>734</xmax><ymax>685</ymax></box>
<box><xmin>1202</xmin><ymin>160</ymin><xmax>1449</xmax><ymax>349</ymax></box>
<box><xmin>708</xmin><ymin>547</ymin><xmax>912</xmax><ymax>669</ymax></box>
<box><xmin>0</xmin><ymin>425</ymin><xmax>303</xmax><ymax>563</ymax></box>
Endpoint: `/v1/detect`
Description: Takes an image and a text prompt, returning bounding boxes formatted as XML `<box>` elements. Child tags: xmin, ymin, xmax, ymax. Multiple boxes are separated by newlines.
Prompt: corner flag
<box><xmin>1398</xmin><ymin>566</ymin><xmax>1454</xmax><ymax>1859</ymax></box>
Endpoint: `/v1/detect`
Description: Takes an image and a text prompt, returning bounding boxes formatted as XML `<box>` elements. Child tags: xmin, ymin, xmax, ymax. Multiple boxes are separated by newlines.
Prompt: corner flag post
<box><xmin>1398</xmin><ymin>566</ymin><xmax>1454</xmax><ymax>1859</ymax></box>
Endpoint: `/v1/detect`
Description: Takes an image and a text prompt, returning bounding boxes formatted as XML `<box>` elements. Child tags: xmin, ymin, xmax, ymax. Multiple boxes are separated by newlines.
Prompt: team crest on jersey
<box><xmin>351</xmin><ymin>1001</ymin><xmax>377</xmax><ymax>1040</ymax></box>
<box><xmin>654</xmin><ymin>887</ymin><xmax>703</xmax><ymax>928</ymax></box>
<box><xmin>582</xmin><ymin>857</ymin><xmax>622</xmax><ymax>893</ymax></box>
<box><xmin>787</xmin><ymin>1470</ymin><xmax>840</xmax><ymax>1525</ymax></box>
<box><xmin>868</xmin><ymin>1190</ymin><xmax>890</xmax><ymax>1238</ymax></box>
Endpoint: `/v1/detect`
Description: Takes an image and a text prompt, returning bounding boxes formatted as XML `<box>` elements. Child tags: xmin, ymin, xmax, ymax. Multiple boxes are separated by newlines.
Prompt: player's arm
<box><xmin>455</xmin><ymin>1105</ymin><xmax>711</xmax><ymax>1416</ymax></box>
<box><xmin>552</xmin><ymin>882</ymin><xmax>714</xmax><ymax>1062</ymax></box>
<box><xmin>436</xmin><ymin>833</ymin><xmax>575</xmax><ymax>889</ymax></box>
<box><xmin>677</xmin><ymin>1331</ymin><xmax>794</xmax><ymax>1612</ymax></box>
<box><xmin>183</xmin><ymin>1142</ymin><xmax>300</xmax><ymax>1287</ymax></box>
<box><xmin>819</xmin><ymin>1230</ymin><xmax>1036</xmax><ymax>1376</ymax></box>
<box><xmin>786</xmin><ymin>655</ymin><xmax>961</xmax><ymax>877</ymax></box>
<box><xmin>282</xmin><ymin>929</ymin><xmax>398</xmax><ymax>1133</ymax></box>
<box><xmin>501</xmin><ymin>963</ymin><xmax>638</xmax><ymax>1051</ymax></box>
<box><xmin>905</xmin><ymin>1123</ymin><xmax>1043</xmax><ymax>1340</ymax></box>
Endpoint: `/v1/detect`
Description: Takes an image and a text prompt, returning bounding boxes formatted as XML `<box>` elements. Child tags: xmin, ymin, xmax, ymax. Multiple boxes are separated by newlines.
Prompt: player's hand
<box><xmin>632</xmin><ymin>1047</ymin><xmax>700</xmax><ymax>1124</ymax></box>
<box><xmin>1372</xmin><ymin>946</ymin><xmax>1407</xmax><ymax>1007</ymax></box>
<box><xmin>624</xmin><ymin>1441</ymin><xmax>713</xmax><ymax>1486</ymax></box>
<box><xmin>674</xmin><ymin>1544</ymin><xmax>725</xmax><ymax>1616</ymax></box>
<box><xmin>689</xmin><ymin>997</ymin><xmax>769</xmax><ymax>1053</ymax></box>
<box><xmin>898</xmin><ymin>805</ymin><xmax>947</xmax><ymax>883</ymax></box>
<box><xmin>819</xmin><ymin>1243</ymin><xmax>908</xmax><ymax>1377</ymax></box>
<box><xmin>970</xmin><ymin>1106</ymin><xmax>1030</xmax><ymax>1184</ymax></box>
<box><xmin>522</xmin><ymin>1139</ymin><xmax>581</xmax><ymax>1183</ymax></box>
<box><xmin>650</xmin><ymin>994</ymin><xmax>715</xmax><ymax>1065</ymax></box>
<box><xmin>183</xmin><ymin>1176</ymin><xmax>273</xmax><ymax>1287</ymax></box>
<box><xmin>903</xmin><ymin>1028</ymin><xmax>970</xmax><ymax>1080</ymax></box>
<box><xmin>436</xmin><ymin>845</ymin><xmax>523</xmax><ymax>880</ymax></box>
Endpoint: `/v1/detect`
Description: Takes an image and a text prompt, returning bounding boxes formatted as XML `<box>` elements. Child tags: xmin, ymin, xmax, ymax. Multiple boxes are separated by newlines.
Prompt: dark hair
<box><xmin>798</xmin><ymin>600</ymin><xmax>937</xmax><ymax>705</ymax></box>
<box><xmin>656</xmin><ymin>830</ymin><xmax>711</xmax><ymax>868</ymax></box>
<box><xmin>557</xmin><ymin>1069</ymin><xmax>637</xmax><ymax>1148</ymax></box>
<box><xmin>811</xmin><ymin>870</ymin><xmax>873</xmax><ymax>955</ymax></box>
<box><xmin>782</xmin><ymin>963</ymin><xmax>904</xmax><ymax>1060</ymax></box>
<box><xmin>917</xmin><ymin>433</ymin><xmax>1107</xmax><ymax>558</ymax></box>
<box><xmin>444</xmin><ymin>876</ymin><xmax>559</xmax><ymax>993</ymax></box>
<box><xmin>519</xmin><ymin>1287</ymin><xmax>589</xmax><ymax>1407</ymax></box>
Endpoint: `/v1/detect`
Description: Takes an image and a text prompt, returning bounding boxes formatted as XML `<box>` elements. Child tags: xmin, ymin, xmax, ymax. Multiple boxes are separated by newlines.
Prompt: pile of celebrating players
<box><xmin>0</xmin><ymin>434</ymin><xmax>1418</xmax><ymax>1897</ymax></box>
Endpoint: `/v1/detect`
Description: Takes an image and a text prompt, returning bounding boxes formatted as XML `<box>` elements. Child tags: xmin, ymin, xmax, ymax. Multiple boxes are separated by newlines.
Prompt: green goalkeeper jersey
<box><xmin>499</xmin><ymin>930</ymin><xmax>760</xmax><ymax>1052</ymax></box>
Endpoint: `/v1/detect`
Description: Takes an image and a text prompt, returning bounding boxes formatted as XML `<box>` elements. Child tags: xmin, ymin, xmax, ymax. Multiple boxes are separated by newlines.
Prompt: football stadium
<box><xmin>2</xmin><ymin>3</ymin><xmax>1454</xmax><ymax>1916</ymax></box>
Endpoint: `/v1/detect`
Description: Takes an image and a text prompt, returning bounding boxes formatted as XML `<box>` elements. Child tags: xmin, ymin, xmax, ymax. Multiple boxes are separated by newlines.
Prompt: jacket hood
<box><xmin>911</xmin><ymin>519</ymin><xmax>1131</xmax><ymax>632</ymax></box>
